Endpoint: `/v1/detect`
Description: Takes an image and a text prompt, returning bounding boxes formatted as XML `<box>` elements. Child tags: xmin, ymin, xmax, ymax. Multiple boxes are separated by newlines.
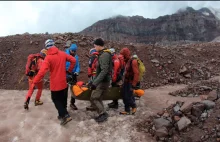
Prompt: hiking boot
<box><xmin>35</xmin><ymin>100</ymin><xmax>43</xmax><ymax>106</ymax></box>
<box><xmin>70</xmin><ymin>104</ymin><xmax>78</xmax><ymax>110</ymax></box>
<box><xmin>24</xmin><ymin>102</ymin><xmax>29</xmax><ymax>110</ymax></box>
<box><xmin>119</xmin><ymin>111</ymin><xmax>131</xmax><ymax>115</ymax></box>
<box><xmin>60</xmin><ymin>114</ymin><xmax>72</xmax><ymax>125</ymax></box>
<box><xmin>131</xmin><ymin>107</ymin><xmax>137</xmax><ymax>115</ymax></box>
<box><xmin>57</xmin><ymin>116</ymin><xmax>62</xmax><ymax>121</ymax></box>
<box><xmin>95</xmin><ymin>112</ymin><xmax>108</xmax><ymax>123</ymax></box>
<box><xmin>108</xmin><ymin>101</ymin><xmax>118</xmax><ymax>109</ymax></box>
<box><xmin>86</xmin><ymin>106</ymin><xmax>96</xmax><ymax>111</ymax></box>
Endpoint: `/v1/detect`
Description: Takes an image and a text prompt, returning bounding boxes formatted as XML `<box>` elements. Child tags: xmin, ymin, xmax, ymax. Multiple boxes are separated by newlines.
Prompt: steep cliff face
<box><xmin>80</xmin><ymin>7</ymin><xmax>220</xmax><ymax>44</ymax></box>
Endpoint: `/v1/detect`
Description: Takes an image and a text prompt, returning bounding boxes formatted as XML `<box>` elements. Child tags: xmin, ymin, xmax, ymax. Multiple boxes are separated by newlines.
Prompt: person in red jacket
<box><xmin>88</xmin><ymin>48</ymin><xmax>99</xmax><ymax>81</ymax></box>
<box><xmin>24</xmin><ymin>49</ymin><xmax>47</xmax><ymax>110</ymax></box>
<box><xmin>119</xmin><ymin>47</ymin><xmax>139</xmax><ymax>115</ymax></box>
<box><xmin>108</xmin><ymin>48</ymin><xmax>121</xmax><ymax>109</ymax></box>
<box><xmin>33</xmin><ymin>39</ymin><xmax>76</xmax><ymax>126</ymax></box>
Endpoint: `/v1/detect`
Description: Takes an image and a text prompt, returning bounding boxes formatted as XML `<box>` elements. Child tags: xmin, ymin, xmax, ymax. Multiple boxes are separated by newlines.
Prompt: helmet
<box><xmin>132</xmin><ymin>54</ymin><xmax>138</xmax><ymax>59</ymax></box>
<box><xmin>69</xmin><ymin>44</ymin><xmax>78</xmax><ymax>52</ymax></box>
<box><xmin>89</xmin><ymin>48</ymin><xmax>96</xmax><ymax>55</ymax></box>
<box><xmin>109</xmin><ymin>48</ymin><xmax>116</xmax><ymax>55</ymax></box>
<box><xmin>40</xmin><ymin>49</ymin><xmax>47</xmax><ymax>57</ymax></box>
<box><xmin>45</xmin><ymin>39</ymin><xmax>54</xmax><ymax>49</ymax></box>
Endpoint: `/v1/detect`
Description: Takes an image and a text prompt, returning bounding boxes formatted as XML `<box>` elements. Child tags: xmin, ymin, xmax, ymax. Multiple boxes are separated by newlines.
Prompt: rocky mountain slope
<box><xmin>1</xmin><ymin>33</ymin><xmax>220</xmax><ymax>90</ymax></box>
<box><xmin>80</xmin><ymin>7</ymin><xmax>220</xmax><ymax>44</ymax></box>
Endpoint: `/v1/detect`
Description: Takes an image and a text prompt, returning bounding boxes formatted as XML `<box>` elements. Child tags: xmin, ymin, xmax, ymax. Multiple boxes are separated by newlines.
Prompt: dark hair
<box><xmin>93</xmin><ymin>38</ymin><xmax>104</xmax><ymax>46</ymax></box>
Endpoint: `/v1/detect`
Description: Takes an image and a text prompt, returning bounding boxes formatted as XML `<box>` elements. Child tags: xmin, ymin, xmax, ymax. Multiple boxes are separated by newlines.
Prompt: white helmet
<box><xmin>109</xmin><ymin>48</ymin><xmax>116</xmax><ymax>55</ymax></box>
<box><xmin>45</xmin><ymin>39</ymin><xmax>55</xmax><ymax>49</ymax></box>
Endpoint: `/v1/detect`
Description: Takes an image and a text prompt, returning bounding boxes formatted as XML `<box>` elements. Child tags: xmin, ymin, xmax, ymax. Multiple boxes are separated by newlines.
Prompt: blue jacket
<box><xmin>65</xmin><ymin>44</ymin><xmax>80</xmax><ymax>74</ymax></box>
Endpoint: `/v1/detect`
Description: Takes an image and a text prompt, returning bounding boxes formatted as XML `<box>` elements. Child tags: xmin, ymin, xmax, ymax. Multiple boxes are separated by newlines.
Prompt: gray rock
<box><xmin>207</xmin><ymin>90</ymin><xmax>218</xmax><ymax>101</ymax></box>
<box><xmin>155</xmin><ymin>127</ymin><xmax>168</xmax><ymax>137</ymax></box>
<box><xmin>177</xmin><ymin>117</ymin><xmax>191</xmax><ymax>131</ymax></box>
<box><xmin>151</xmin><ymin>59</ymin><xmax>160</xmax><ymax>64</ymax></box>
<box><xmin>184</xmin><ymin>73</ymin><xmax>191</xmax><ymax>78</ymax></box>
<box><xmin>173</xmin><ymin>105</ymin><xmax>181</xmax><ymax>112</ymax></box>
<box><xmin>188</xmin><ymin>94</ymin><xmax>194</xmax><ymax>97</ymax></box>
<box><xmin>179</xmin><ymin>66</ymin><xmax>187</xmax><ymax>74</ymax></box>
<box><xmin>181</xmin><ymin>94</ymin><xmax>187</xmax><ymax>97</ymax></box>
<box><xmin>154</xmin><ymin>118</ymin><xmax>171</xmax><ymax>129</ymax></box>
<box><xmin>199</xmin><ymin>86</ymin><xmax>212</xmax><ymax>91</ymax></box>
<box><xmin>201</xmin><ymin>112</ymin><xmax>208</xmax><ymax>118</ymax></box>
<box><xmin>201</xmin><ymin>100</ymin><xmax>215</xmax><ymax>110</ymax></box>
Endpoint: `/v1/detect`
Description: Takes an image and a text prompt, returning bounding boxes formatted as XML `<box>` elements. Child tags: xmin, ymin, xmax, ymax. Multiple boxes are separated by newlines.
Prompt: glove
<box><xmin>74</xmin><ymin>72</ymin><xmax>79</xmax><ymax>76</ymax></box>
<box><xmin>88</xmin><ymin>82</ymin><xmax>96</xmax><ymax>90</ymax></box>
<box><xmin>27</xmin><ymin>70</ymin><xmax>35</xmax><ymax>77</ymax></box>
<box><xmin>66</xmin><ymin>71</ymin><xmax>72</xmax><ymax>76</ymax></box>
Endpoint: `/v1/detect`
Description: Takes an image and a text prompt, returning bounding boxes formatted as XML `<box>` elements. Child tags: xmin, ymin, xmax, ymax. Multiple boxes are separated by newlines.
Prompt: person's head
<box><xmin>65</xmin><ymin>40</ymin><xmax>72</xmax><ymax>48</ymax></box>
<box><xmin>45</xmin><ymin>39</ymin><xmax>55</xmax><ymax>49</ymax></box>
<box><xmin>93</xmin><ymin>38</ymin><xmax>104</xmax><ymax>52</ymax></box>
<box><xmin>120</xmin><ymin>48</ymin><xmax>131</xmax><ymax>61</ymax></box>
<box><xmin>109</xmin><ymin>48</ymin><xmax>116</xmax><ymax>56</ymax></box>
<box><xmin>89</xmin><ymin>48</ymin><xmax>97</xmax><ymax>55</ymax></box>
<box><xmin>40</xmin><ymin>49</ymin><xmax>47</xmax><ymax>58</ymax></box>
<box><xmin>69</xmin><ymin>43</ymin><xmax>78</xmax><ymax>56</ymax></box>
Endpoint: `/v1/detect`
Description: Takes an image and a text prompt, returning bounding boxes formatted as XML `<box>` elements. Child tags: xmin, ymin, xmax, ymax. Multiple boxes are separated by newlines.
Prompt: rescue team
<box><xmin>23</xmin><ymin>38</ymin><xmax>144</xmax><ymax>125</ymax></box>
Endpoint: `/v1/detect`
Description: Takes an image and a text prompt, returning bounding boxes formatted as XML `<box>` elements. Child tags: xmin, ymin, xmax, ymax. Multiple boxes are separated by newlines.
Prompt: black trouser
<box><xmin>66</xmin><ymin>74</ymin><xmax>77</xmax><ymax>105</ymax></box>
<box><xmin>51</xmin><ymin>87</ymin><xmax>69</xmax><ymax>117</ymax></box>
<box><xmin>122</xmin><ymin>82</ymin><xmax>136</xmax><ymax>112</ymax></box>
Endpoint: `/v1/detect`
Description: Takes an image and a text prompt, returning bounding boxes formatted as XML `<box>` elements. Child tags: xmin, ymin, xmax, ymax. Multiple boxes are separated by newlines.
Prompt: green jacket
<box><xmin>93</xmin><ymin>49</ymin><xmax>112</xmax><ymax>86</ymax></box>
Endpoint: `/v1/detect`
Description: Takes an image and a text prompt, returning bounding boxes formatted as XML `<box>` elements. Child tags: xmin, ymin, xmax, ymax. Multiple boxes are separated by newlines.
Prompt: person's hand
<box><xmin>66</xmin><ymin>71</ymin><xmax>72</xmax><ymax>75</ymax></box>
<box><xmin>88</xmin><ymin>82</ymin><xmax>96</xmax><ymax>90</ymax></box>
<box><xmin>27</xmin><ymin>70</ymin><xmax>35</xmax><ymax>77</ymax></box>
<box><xmin>74</xmin><ymin>72</ymin><xmax>79</xmax><ymax>76</ymax></box>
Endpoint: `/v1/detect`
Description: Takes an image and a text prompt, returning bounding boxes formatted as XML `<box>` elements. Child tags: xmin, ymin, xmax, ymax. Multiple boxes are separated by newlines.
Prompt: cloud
<box><xmin>0</xmin><ymin>1</ymin><xmax>220</xmax><ymax>36</ymax></box>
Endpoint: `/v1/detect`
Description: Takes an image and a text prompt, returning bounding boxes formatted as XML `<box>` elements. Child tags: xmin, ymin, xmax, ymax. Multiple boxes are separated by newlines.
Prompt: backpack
<box><xmin>130</xmin><ymin>56</ymin><xmax>146</xmax><ymax>81</ymax></box>
<box><xmin>25</xmin><ymin>53</ymin><xmax>42</xmax><ymax>76</ymax></box>
<box><xmin>89</xmin><ymin>53</ymin><xmax>98</xmax><ymax>73</ymax></box>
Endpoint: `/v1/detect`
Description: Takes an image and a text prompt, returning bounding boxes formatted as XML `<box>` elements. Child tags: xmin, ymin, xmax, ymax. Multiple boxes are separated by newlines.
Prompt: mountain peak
<box><xmin>80</xmin><ymin>7</ymin><xmax>220</xmax><ymax>44</ymax></box>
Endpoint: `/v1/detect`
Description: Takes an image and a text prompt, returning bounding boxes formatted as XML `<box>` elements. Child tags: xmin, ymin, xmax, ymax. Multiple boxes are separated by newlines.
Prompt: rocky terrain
<box><xmin>80</xmin><ymin>7</ymin><xmax>220</xmax><ymax>44</ymax></box>
<box><xmin>1</xmin><ymin>33</ymin><xmax>220</xmax><ymax>90</ymax></box>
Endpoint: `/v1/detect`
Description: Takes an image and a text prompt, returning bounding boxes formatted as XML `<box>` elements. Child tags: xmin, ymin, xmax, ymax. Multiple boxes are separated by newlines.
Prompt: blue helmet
<box><xmin>45</xmin><ymin>39</ymin><xmax>55</xmax><ymax>49</ymax></box>
<box><xmin>69</xmin><ymin>44</ymin><xmax>78</xmax><ymax>52</ymax></box>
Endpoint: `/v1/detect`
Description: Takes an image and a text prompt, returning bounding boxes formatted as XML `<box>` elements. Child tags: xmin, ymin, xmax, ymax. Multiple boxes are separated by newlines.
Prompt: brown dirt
<box><xmin>1</xmin><ymin>33</ymin><xmax>220</xmax><ymax>90</ymax></box>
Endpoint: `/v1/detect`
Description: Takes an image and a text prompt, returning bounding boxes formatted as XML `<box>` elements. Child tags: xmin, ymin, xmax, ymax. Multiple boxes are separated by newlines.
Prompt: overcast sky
<box><xmin>0</xmin><ymin>1</ymin><xmax>219</xmax><ymax>36</ymax></box>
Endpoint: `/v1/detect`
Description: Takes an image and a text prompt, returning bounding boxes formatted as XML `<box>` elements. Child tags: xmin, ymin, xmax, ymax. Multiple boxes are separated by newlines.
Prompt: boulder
<box><xmin>153</xmin><ymin>118</ymin><xmax>171</xmax><ymax>129</ymax></box>
<box><xmin>207</xmin><ymin>90</ymin><xmax>218</xmax><ymax>101</ymax></box>
<box><xmin>177</xmin><ymin>117</ymin><xmax>191</xmax><ymax>131</ymax></box>
<box><xmin>201</xmin><ymin>100</ymin><xmax>215</xmax><ymax>110</ymax></box>
<box><xmin>155</xmin><ymin>127</ymin><xmax>168</xmax><ymax>137</ymax></box>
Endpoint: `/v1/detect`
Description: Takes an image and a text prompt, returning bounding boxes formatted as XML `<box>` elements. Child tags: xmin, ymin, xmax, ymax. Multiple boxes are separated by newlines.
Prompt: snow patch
<box><xmin>202</xmin><ymin>11</ymin><xmax>210</xmax><ymax>16</ymax></box>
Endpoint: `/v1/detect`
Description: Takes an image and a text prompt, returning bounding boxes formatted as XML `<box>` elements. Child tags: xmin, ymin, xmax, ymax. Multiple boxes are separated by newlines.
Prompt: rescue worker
<box><xmin>65</xmin><ymin>41</ymin><xmax>80</xmax><ymax>110</ymax></box>
<box><xmin>86</xmin><ymin>48</ymin><xmax>99</xmax><ymax>111</ymax></box>
<box><xmin>33</xmin><ymin>39</ymin><xmax>76</xmax><ymax>125</ymax></box>
<box><xmin>108</xmin><ymin>48</ymin><xmax>121</xmax><ymax>109</ymax></box>
<box><xmin>88</xmin><ymin>38</ymin><xmax>112</xmax><ymax>123</ymax></box>
<box><xmin>87</xmin><ymin>48</ymin><xmax>99</xmax><ymax>81</ymax></box>
<box><xmin>119</xmin><ymin>47</ymin><xmax>139</xmax><ymax>115</ymax></box>
<box><xmin>24</xmin><ymin>49</ymin><xmax>47</xmax><ymax>110</ymax></box>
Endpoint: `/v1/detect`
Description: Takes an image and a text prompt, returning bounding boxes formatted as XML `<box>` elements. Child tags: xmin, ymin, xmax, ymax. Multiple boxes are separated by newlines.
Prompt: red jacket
<box><xmin>112</xmin><ymin>54</ymin><xmax>120</xmax><ymax>83</ymax></box>
<box><xmin>33</xmin><ymin>46</ymin><xmax>76</xmax><ymax>91</ymax></box>
<box><xmin>88</xmin><ymin>52</ymin><xmax>99</xmax><ymax>77</ymax></box>
<box><xmin>120</xmin><ymin>48</ymin><xmax>139</xmax><ymax>86</ymax></box>
<box><xmin>118</xmin><ymin>54</ymin><xmax>125</xmax><ymax>70</ymax></box>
